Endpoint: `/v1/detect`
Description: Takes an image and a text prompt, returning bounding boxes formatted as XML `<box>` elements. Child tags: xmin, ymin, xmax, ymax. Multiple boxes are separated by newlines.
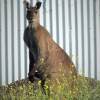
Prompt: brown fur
<box><xmin>33</xmin><ymin>25</ymin><xmax>77</xmax><ymax>80</ymax></box>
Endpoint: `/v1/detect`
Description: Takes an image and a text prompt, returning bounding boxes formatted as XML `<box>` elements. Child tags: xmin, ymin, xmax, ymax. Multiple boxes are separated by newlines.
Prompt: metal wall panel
<box><xmin>0</xmin><ymin>0</ymin><xmax>27</xmax><ymax>85</ymax></box>
<box><xmin>0</xmin><ymin>0</ymin><xmax>100</xmax><ymax>85</ymax></box>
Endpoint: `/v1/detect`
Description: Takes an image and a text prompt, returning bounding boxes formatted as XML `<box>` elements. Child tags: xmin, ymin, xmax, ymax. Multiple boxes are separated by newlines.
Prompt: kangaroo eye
<box><xmin>34</xmin><ymin>11</ymin><xmax>38</xmax><ymax>14</ymax></box>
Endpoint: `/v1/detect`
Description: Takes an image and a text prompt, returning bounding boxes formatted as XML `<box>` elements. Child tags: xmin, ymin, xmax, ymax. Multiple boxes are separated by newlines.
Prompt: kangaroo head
<box><xmin>24</xmin><ymin>1</ymin><xmax>42</xmax><ymax>24</ymax></box>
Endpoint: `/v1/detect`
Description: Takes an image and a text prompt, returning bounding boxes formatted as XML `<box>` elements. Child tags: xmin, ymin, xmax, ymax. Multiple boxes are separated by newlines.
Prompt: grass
<box><xmin>0</xmin><ymin>75</ymin><xmax>100</xmax><ymax>100</ymax></box>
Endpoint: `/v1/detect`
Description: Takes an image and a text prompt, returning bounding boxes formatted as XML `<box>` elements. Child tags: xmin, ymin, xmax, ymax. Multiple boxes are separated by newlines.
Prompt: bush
<box><xmin>0</xmin><ymin>75</ymin><xmax>100</xmax><ymax>100</ymax></box>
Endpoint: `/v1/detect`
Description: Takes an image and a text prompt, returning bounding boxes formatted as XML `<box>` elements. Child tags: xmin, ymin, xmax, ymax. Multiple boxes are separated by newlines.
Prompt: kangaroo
<box><xmin>23</xmin><ymin>1</ymin><xmax>77</xmax><ymax>91</ymax></box>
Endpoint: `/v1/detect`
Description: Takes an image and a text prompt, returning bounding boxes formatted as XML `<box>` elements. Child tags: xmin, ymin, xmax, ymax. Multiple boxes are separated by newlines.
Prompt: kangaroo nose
<box><xmin>27</xmin><ymin>11</ymin><xmax>34</xmax><ymax>20</ymax></box>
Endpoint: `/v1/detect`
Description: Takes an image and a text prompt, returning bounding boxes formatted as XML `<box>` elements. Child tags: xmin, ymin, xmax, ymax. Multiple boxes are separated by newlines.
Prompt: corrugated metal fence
<box><xmin>0</xmin><ymin>0</ymin><xmax>100</xmax><ymax>85</ymax></box>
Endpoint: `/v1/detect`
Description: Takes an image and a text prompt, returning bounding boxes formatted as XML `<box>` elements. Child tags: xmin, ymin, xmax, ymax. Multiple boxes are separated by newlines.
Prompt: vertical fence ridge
<box><xmin>43</xmin><ymin>0</ymin><xmax>46</xmax><ymax>27</ymax></box>
<box><xmin>74</xmin><ymin>0</ymin><xmax>78</xmax><ymax>70</ymax></box>
<box><xmin>11</xmin><ymin>0</ymin><xmax>15</xmax><ymax>82</ymax></box>
<box><xmin>68</xmin><ymin>0</ymin><xmax>72</xmax><ymax>58</ymax></box>
<box><xmin>17</xmin><ymin>0</ymin><xmax>21</xmax><ymax>80</ymax></box>
<box><xmin>93</xmin><ymin>0</ymin><xmax>97</xmax><ymax>79</ymax></box>
<box><xmin>4</xmin><ymin>0</ymin><xmax>8</xmax><ymax>84</ymax></box>
<box><xmin>81</xmin><ymin>0</ymin><xmax>85</xmax><ymax>75</ymax></box>
<box><xmin>49</xmin><ymin>0</ymin><xmax>53</xmax><ymax>36</ymax></box>
<box><xmin>24</xmin><ymin>4</ymin><xmax>28</xmax><ymax>78</ymax></box>
<box><xmin>56</xmin><ymin>0</ymin><xmax>59</xmax><ymax>44</ymax></box>
<box><xmin>87</xmin><ymin>0</ymin><xmax>91</xmax><ymax>78</ymax></box>
<box><xmin>62</xmin><ymin>0</ymin><xmax>66</xmax><ymax>51</ymax></box>
<box><xmin>30</xmin><ymin>0</ymin><xmax>33</xmax><ymax>6</ymax></box>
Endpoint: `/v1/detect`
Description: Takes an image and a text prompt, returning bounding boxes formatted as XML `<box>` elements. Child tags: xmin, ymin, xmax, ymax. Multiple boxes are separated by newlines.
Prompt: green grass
<box><xmin>0</xmin><ymin>75</ymin><xmax>100</xmax><ymax>100</ymax></box>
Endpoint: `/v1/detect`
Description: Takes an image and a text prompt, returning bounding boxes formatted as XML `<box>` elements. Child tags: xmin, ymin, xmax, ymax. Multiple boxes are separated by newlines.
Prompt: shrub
<box><xmin>0</xmin><ymin>75</ymin><xmax>100</xmax><ymax>100</ymax></box>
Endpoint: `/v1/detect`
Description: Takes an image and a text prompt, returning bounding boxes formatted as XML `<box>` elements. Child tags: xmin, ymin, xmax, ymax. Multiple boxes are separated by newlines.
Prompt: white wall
<box><xmin>0</xmin><ymin>0</ymin><xmax>100</xmax><ymax>85</ymax></box>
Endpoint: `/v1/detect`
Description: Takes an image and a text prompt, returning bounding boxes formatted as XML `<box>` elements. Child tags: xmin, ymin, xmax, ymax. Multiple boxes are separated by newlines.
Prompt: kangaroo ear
<box><xmin>35</xmin><ymin>1</ymin><xmax>42</xmax><ymax>9</ymax></box>
<box><xmin>23</xmin><ymin>0</ymin><xmax>30</xmax><ymax>9</ymax></box>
